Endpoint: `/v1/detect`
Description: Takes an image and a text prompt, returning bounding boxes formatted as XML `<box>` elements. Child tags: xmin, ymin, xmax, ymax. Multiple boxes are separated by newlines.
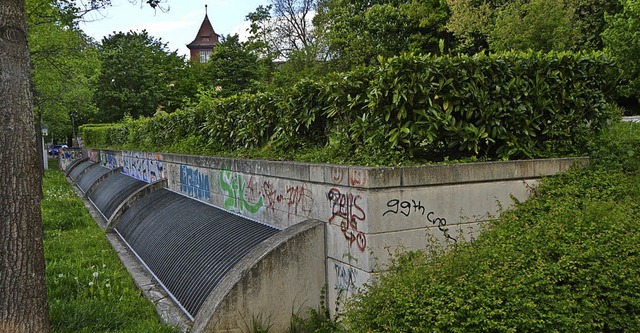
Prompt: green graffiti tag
<box><xmin>219</xmin><ymin>167</ymin><xmax>263</xmax><ymax>214</ymax></box>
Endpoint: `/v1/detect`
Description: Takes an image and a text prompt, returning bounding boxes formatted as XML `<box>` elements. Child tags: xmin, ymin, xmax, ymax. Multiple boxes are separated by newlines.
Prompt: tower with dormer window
<box><xmin>187</xmin><ymin>5</ymin><xmax>219</xmax><ymax>63</ymax></box>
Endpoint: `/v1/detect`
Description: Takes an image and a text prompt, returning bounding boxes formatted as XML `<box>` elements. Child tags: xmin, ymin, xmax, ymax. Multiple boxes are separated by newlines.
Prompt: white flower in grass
<box><xmin>88</xmin><ymin>281</ymin><xmax>94</xmax><ymax>286</ymax></box>
<box><xmin>105</xmin><ymin>283</ymin><xmax>111</xmax><ymax>288</ymax></box>
<box><xmin>93</xmin><ymin>272</ymin><xmax>99</xmax><ymax>278</ymax></box>
<box><xmin>58</xmin><ymin>274</ymin><xmax>64</xmax><ymax>278</ymax></box>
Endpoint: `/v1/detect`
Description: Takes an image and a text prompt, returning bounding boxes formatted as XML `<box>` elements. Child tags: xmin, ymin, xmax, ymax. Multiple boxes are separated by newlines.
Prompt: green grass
<box><xmin>42</xmin><ymin>163</ymin><xmax>178</xmax><ymax>333</ymax></box>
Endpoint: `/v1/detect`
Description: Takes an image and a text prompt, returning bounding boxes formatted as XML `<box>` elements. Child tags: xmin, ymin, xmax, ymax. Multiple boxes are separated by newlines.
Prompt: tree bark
<box><xmin>0</xmin><ymin>0</ymin><xmax>50</xmax><ymax>332</ymax></box>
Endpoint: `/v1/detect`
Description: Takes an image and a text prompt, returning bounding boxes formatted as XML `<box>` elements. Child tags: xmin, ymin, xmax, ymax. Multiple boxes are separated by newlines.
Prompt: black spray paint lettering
<box><xmin>334</xmin><ymin>263</ymin><xmax>358</xmax><ymax>293</ymax></box>
<box><xmin>384</xmin><ymin>199</ymin><xmax>457</xmax><ymax>242</ymax></box>
<box><xmin>383</xmin><ymin>199</ymin><xmax>425</xmax><ymax>216</ymax></box>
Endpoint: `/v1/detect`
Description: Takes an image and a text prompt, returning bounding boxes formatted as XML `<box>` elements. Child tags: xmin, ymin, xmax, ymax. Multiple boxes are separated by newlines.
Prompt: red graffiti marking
<box><xmin>244</xmin><ymin>175</ymin><xmax>262</xmax><ymax>205</ymax></box>
<box><xmin>349</xmin><ymin>169</ymin><xmax>367</xmax><ymax>187</ymax></box>
<box><xmin>262</xmin><ymin>181</ymin><xmax>314</xmax><ymax>220</ymax></box>
<box><xmin>262</xmin><ymin>181</ymin><xmax>282</xmax><ymax>213</ymax></box>
<box><xmin>327</xmin><ymin>188</ymin><xmax>367</xmax><ymax>252</ymax></box>
<box><xmin>285</xmin><ymin>185</ymin><xmax>314</xmax><ymax>220</ymax></box>
<box><xmin>331</xmin><ymin>168</ymin><xmax>344</xmax><ymax>184</ymax></box>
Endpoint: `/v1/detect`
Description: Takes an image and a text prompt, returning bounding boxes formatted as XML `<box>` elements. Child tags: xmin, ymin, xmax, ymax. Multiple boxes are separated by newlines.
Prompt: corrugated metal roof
<box><xmin>114</xmin><ymin>189</ymin><xmax>280</xmax><ymax>318</ymax></box>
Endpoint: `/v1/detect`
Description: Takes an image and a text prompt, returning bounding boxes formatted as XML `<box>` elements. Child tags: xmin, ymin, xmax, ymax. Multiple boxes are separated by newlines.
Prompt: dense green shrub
<box><xmin>81</xmin><ymin>51</ymin><xmax>619</xmax><ymax>165</ymax></box>
<box><xmin>79</xmin><ymin>123</ymin><xmax>127</xmax><ymax>148</ymax></box>
<box><xmin>603</xmin><ymin>0</ymin><xmax>640</xmax><ymax>101</ymax></box>
<box><xmin>590</xmin><ymin>119</ymin><xmax>640</xmax><ymax>173</ymax></box>
<box><xmin>343</xmin><ymin>122</ymin><xmax>640</xmax><ymax>332</ymax></box>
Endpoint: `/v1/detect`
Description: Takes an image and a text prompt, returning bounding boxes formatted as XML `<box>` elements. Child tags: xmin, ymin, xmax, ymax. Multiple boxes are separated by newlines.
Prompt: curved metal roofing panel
<box><xmin>114</xmin><ymin>189</ymin><xmax>280</xmax><ymax>318</ymax></box>
<box><xmin>88</xmin><ymin>172</ymin><xmax>147</xmax><ymax>220</ymax></box>
<box><xmin>76</xmin><ymin>165</ymin><xmax>111</xmax><ymax>193</ymax></box>
<box><xmin>68</xmin><ymin>160</ymin><xmax>94</xmax><ymax>181</ymax></box>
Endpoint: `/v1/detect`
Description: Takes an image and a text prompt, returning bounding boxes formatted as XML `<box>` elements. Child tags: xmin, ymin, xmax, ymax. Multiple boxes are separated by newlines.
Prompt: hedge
<box><xmin>80</xmin><ymin>50</ymin><xmax>620</xmax><ymax>164</ymax></box>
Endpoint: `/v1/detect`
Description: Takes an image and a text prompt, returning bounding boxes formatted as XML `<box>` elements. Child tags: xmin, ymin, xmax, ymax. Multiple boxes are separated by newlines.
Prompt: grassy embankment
<box><xmin>42</xmin><ymin>163</ymin><xmax>177</xmax><ymax>333</ymax></box>
<box><xmin>342</xmin><ymin>121</ymin><xmax>640</xmax><ymax>331</ymax></box>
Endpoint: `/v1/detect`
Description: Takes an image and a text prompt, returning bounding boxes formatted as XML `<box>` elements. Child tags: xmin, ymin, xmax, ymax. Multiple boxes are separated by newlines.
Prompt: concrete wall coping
<box><xmin>97</xmin><ymin>150</ymin><xmax>587</xmax><ymax>189</ymax></box>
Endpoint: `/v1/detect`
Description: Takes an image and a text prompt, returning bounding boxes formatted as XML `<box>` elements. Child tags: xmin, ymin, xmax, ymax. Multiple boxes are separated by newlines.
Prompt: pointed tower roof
<box><xmin>187</xmin><ymin>4</ymin><xmax>219</xmax><ymax>49</ymax></box>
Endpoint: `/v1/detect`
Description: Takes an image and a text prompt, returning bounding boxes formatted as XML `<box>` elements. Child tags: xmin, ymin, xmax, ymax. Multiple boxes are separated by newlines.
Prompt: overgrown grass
<box><xmin>42</xmin><ymin>163</ymin><xmax>177</xmax><ymax>333</ymax></box>
<box><xmin>341</xmin><ymin>121</ymin><xmax>640</xmax><ymax>332</ymax></box>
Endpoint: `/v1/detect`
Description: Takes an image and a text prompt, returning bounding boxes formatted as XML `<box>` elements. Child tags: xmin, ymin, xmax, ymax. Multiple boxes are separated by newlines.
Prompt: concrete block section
<box><xmin>326</xmin><ymin>258</ymin><xmax>371</xmax><ymax>316</ymax></box>
<box><xmin>191</xmin><ymin>220</ymin><xmax>326</xmax><ymax>333</ymax></box>
<box><xmin>366</xmin><ymin>222</ymin><xmax>485</xmax><ymax>271</ymax></box>
<box><xmin>401</xmin><ymin>157</ymin><xmax>588</xmax><ymax>186</ymax></box>
<box><xmin>367</xmin><ymin>179</ymin><xmax>536</xmax><ymax>234</ymax></box>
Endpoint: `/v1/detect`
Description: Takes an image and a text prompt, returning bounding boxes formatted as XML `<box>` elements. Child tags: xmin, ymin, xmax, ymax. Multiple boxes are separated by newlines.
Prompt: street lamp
<box><xmin>70</xmin><ymin>111</ymin><xmax>77</xmax><ymax>147</ymax></box>
<box><xmin>42</xmin><ymin>125</ymin><xmax>48</xmax><ymax>170</ymax></box>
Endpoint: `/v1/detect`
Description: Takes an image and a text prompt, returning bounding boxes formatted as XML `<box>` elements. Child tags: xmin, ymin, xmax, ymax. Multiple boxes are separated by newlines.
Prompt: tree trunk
<box><xmin>0</xmin><ymin>0</ymin><xmax>50</xmax><ymax>332</ymax></box>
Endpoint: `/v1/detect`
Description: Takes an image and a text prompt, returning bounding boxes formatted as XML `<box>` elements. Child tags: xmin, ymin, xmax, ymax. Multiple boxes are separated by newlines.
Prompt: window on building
<box><xmin>199</xmin><ymin>50</ymin><xmax>212</xmax><ymax>63</ymax></box>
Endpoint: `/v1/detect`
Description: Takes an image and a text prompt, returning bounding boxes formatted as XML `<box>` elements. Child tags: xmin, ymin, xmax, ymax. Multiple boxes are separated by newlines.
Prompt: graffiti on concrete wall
<box><xmin>330</xmin><ymin>168</ymin><xmax>368</xmax><ymax>187</ymax></box>
<box><xmin>331</xmin><ymin>168</ymin><xmax>344</xmax><ymax>184</ymax></box>
<box><xmin>383</xmin><ymin>198</ymin><xmax>456</xmax><ymax>242</ymax></box>
<box><xmin>124</xmin><ymin>153</ymin><xmax>146</xmax><ymax>181</ymax></box>
<box><xmin>218</xmin><ymin>167</ymin><xmax>316</xmax><ymax>220</ymax></box>
<box><xmin>100</xmin><ymin>152</ymin><xmax>119</xmax><ymax>170</ymax></box>
<box><xmin>89</xmin><ymin>150</ymin><xmax>98</xmax><ymax>163</ymax></box>
<box><xmin>334</xmin><ymin>262</ymin><xmax>358</xmax><ymax>294</ymax></box>
<box><xmin>219</xmin><ymin>167</ymin><xmax>264</xmax><ymax>214</ymax></box>
<box><xmin>121</xmin><ymin>152</ymin><xmax>164</xmax><ymax>183</ymax></box>
<box><xmin>180</xmin><ymin>165</ymin><xmax>210</xmax><ymax>200</ymax></box>
<box><xmin>349</xmin><ymin>169</ymin><xmax>367</xmax><ymax>187</ymax></box>
<box><xmin>262</xmin><ymin>182</ymin><xmax>314</xmax><ymax>220</ymax></box>
<box><xmin>147</xmin><ymin>154</ymin><xmax>164</xmax><ymax>182</ymax></box>
<box><xmin>327</xmin><ymin>188</ymin><xmax>367</xmax><ymax>252</ymax></box>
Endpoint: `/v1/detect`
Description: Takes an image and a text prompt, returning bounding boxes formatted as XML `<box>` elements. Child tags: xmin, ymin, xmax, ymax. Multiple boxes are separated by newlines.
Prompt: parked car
<box><xmin>48</xmin><ymin>144</ymin><xmax>68</xmax><ymax>156</ymax></box>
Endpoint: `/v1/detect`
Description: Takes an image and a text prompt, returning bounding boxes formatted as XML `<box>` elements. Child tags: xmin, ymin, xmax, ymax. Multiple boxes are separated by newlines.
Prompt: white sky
<box><xmin>78</xmin><ymin>0</ymin><xmax>269</xmax><ymax>57</ymax></box>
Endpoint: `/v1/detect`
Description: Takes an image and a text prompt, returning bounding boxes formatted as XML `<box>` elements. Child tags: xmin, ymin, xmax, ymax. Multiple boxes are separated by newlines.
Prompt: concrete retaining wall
<box><xmin>87</xmin><ymin>149</ymin><xmax>587</xmax><ymax>313</ymax></box>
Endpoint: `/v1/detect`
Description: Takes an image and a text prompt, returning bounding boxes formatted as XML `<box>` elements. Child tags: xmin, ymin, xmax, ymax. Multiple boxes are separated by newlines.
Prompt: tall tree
<box><xmin>0</xmin><ymin>2</ymin><xmax>161</xmax><ymax>332</ymax></box>
<box><xmin>206</xmin><ymin>34</ymin><xmax>263</xmax><ymax>96</ymax></box>
<box><xmin>271</xmin><ymin>0</ymin><xmax>318</xmax><ymax>57</ymax></box>
<box><xmin>0</xmin><ymin>0</ymin><xmax>50</xmax><ymax>332</ymax></box>
<box><xmin>27</xmin><ymin>0</ymin><xmax>101</xmax><ymax>145</ymax></box>
<box><xmin>247</xmin><ymin>0</ymin><xmax>324</xmax><ymax>74</ymax></box>
<box><xmin>488</xmin><ymin>0</ymin><xmax>579</xmax><ymax>52</ymax></box>
<box><xmin>247</xmin><ymin>0</ymin><xmax>319</xmax><ymax>61</ymax></box>
<box><xmin>316</xmin><ymin>0</ymin><xmax>451</xmax><ymax>69</ymax></box>
<box><xmin>446</xmin><ymin>0</ymin><xmax>623</xmax><ymax>54</ymax></box>
<box><xmin>93</xmin><ymin>30</ymin><xmax>186</xmax><ymax>122</ymax></box>
<box><xmin>603</xmin><ymin>0</ymin><xmax>640</xmax><ymax>101</ymax></box>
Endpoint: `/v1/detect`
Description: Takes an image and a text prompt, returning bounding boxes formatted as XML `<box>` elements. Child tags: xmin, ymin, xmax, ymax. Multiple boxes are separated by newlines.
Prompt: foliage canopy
<box><xmin>93</xmin><ymin>30</ymin><xmax>187</xmax><ymax>123</ymax></box>
<box><xmin>81</xmin><ymin>51</ymin><xmax>619</xmax><ymax>166</ymax></box>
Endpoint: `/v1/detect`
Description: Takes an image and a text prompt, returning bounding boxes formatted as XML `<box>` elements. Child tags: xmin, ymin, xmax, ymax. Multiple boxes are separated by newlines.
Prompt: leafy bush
<box><xmin>603</xmin><ymin>0</ymin><xmax>640</xmax><ymax>100</ymax></box>
<box><xmin>81</xmin><ymin>51</ymin><xmax>619</xmax><ymax>165</ymax></box>
<box><xmin>79</xmin><ymin>123</ymin><xmax>127</xmax><ymax>148</ymax></box>
<box><xmin>343</xmin><ymin>122</ymin><xmax>640</xmax><ymax>332</ymax></box>
<box><xmin>590</xmin><ymin>112</ymin><xmax>640</xmax><ymax>173</ymax></box>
